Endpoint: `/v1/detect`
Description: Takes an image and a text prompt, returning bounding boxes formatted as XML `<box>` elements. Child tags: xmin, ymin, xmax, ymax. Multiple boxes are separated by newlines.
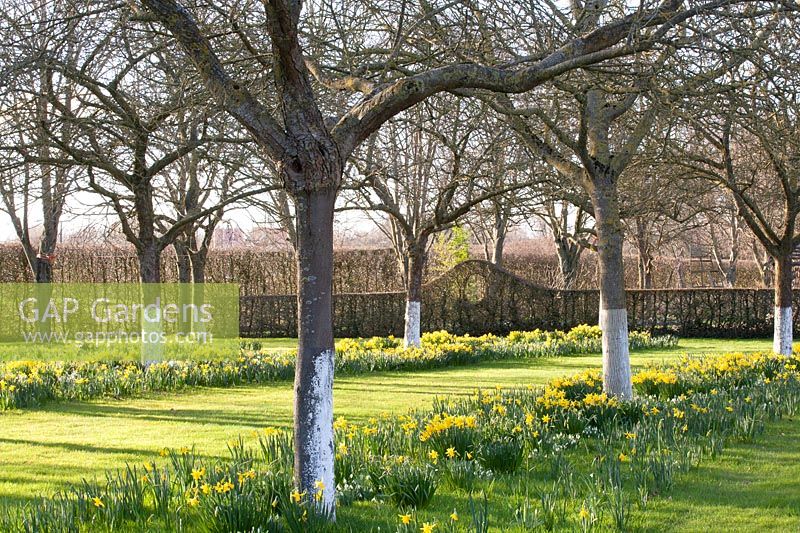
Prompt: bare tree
<box><xmin>161</xmin><ymin>116</ymin><xmax>270</xmax><ymax>283</ymax></box>
<box><xmin>492</xmin><ymin>77</ymin><xmax>663</xmax><ymax>396</ymax></box>
<box><xmin>677</xmin><ymin>88</ymin><xmax>800</xmax><ymax>353</ymax></box>
<box><xmin>0</xmin><ymin>0</ymin><xmax>78</xmax><ymax>282</ymax></box>
<box><xmin>534</xmin><ymin>200</ymin><xmax>594</xmax><ymax>290</ymax></box>
<box><xmin>347</xmin><ymin>99</ymin><xmax>529</xmax><ymax>346</ymax></box>
<box><xmin>706</xmin><ymin>197</ymin><xmax>742</xmax><ymax>288</ymax></box>
<box><xmin>8</xmin><ymin>6</ymin><xmax>263</xmax><ymax>283</ymax></box>
<box><xmin>467</xmin><ymin>136</ymin><xmax>536</xmax><ymax>267</ymax></box>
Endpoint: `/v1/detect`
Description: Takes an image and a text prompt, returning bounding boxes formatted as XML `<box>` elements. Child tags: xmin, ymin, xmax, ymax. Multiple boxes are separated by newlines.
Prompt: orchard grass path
<box><xmin>1</xmin><ymin>337</ymin><xmax>793</xmax><ymax>531</ymax></box>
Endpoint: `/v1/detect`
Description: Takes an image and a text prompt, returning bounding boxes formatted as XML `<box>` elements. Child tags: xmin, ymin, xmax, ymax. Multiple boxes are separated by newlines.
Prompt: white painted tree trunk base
<box><xmin>404</xmin><ymin>300</ymin><xmax>421</xmax><ymax>348</ymax></box>
<box><xmin>774</xmin><ymin>306</ymin><xmax>793</xmax><ymax>356</ymax></box>
<box><xmin>301</xmin><ymin>349</ymin><xmax>336</xmax><ymax>516</ymax></box>
<box><xmin>600</xmin><ymin>308</ymin><xmax>633</xmax><ymax>399</ymax></box>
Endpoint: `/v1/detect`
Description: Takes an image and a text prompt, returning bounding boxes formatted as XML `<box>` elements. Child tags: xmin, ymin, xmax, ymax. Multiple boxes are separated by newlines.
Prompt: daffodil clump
<box><xmin>633</xmin><ymin>351</ymin><xmax>793</xmax><ymax>398</ymax></box>
<box><xmin>0</xmin><ymin>326</ymin><xmax>675</xmax><ymax>411</ymax></box>
<box><xmin>7</xmin><ymin>350</ymin><xmax>794</xmax><ymax>532</ymax></box>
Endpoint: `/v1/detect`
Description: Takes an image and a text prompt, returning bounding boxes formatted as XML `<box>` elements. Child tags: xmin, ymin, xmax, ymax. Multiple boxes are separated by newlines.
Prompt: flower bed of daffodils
<box><xmin>3</xmin><ymin>350</ymin><xmax>798</xmax><ymax>532</ymax></box>
<box><xmin>0</xmin><ymin>325</ymin><xmax>674</xmax><ymax>410</ymax></box>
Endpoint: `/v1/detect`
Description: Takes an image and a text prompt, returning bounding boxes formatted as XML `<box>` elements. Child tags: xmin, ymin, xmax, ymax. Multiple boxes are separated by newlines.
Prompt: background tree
<box><xmin>16</xmin><ymin>8</ymin><xmax>257</xmax><ymax>283</ymax></box>
<box><xmin>534</xmin><ymin>199</ymin><xmax>594</xmax><ymax>290</ymax></box>
<box><xmin>675</xmin><ymin>38</ymin><xmax>800</xmax><ymax>354</ymax></box>
<box><xmin>162</xmin><ymin>117</ymin><xmax>271</xmax><ymax>284</ymax></box>
<box><xmin>0</xmin><ymin>0</ymin><xmax>78</xmax><ymax>282</ymax></box>
<box><xmin>466</xmin><ymin>138</ymin><xmax>536</xmax><ymax>268</ymax></box>
<box><xmin>346</xmin><ymin>99</ymin><xmax>529</xmax><ymax>347</ymax></box>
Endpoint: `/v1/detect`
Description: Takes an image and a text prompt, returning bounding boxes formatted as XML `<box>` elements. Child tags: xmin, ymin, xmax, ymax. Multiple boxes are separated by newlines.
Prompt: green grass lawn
<box><xmin>640</xmin><ymin>416</ymin><xmax>800</xmax><ymax>532</ymax></box>
<box><xmin>1</xmin><ymin>337</ymin><xmax>792</xmax><ymax>531</ymax></box>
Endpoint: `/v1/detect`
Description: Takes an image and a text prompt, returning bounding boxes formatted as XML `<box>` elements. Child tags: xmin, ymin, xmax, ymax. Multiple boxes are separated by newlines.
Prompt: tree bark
<box><xmin>491</xmin><ymin>209</ymin><xmax>507</xmax><ymax>267</ymax></box>
<box><xmin>637</xmin><ymin>249</ymin><xmax>654</xmax><ymax>289</ymax></box>
<box><xmin>404</xmin><ymin>238</ymin><xmax>428</xmax><ymax>348</ymax></box>
<box><xmin>293</xmin><ymin>186</ymin><xmax>337</xmax><ymax>514</ymax></box>
<box><xmin>633</xmin><ymin>219</ymin><xmax>654</xmax><ymax>289</ymax></box>
<box><xmin>773</xmin><ymin>252</ymin><xmax>794</xmax><ymax>355</ymax></box>
<box><xmin>555</xmin><ymin>237</ymin><xmax>581</xmax><ymax>290</ymax></box>
<box><xmin>191</xmin><ymin>251</ymin><xmax>208</xmax><ymax>336</ymax></box>
<box><xmin>491</xmin><ymin>232</ymin><xmax>505</xmax><ymax>267</ymax></box>
<box><xmin>191</xmin><ymin>248</ymin><xmax>208</xmax><ymax>284</ymax></box>
<box><xmin>175</xmin><ymin>241</ymin><xmax>192</xmax><ymax>283</ymax></box>
<box><xmin>641</xmin><ymin>260</ymin><xmax>654</xmax><ymax>289</ymax></box>
<box><xmin>138</xmin><ymin>243</ymin><xmax>162</xmax><ymax>283</ymax></box>
<box><xmin>590</xmin><ymin>178</ymin><xmax>632</xmax><ymax>398</ymax></box>
<box><xmin>753</xmin><ymin>242</ymin><xmax>774</xmax><ymax>288</ymax></box>
<box><xmin>138</xmin><ymin>242</ymin><xmax>163</xmax><ymax>361</ymax></box>
<box><xmin>35</xmin><ymin>256</ymin><xmax>54</xmax><ymax>283</ymax></box>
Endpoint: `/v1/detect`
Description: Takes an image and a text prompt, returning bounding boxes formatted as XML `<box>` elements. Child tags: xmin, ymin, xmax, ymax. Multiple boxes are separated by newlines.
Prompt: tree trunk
<box><xmin>555</xmin><ymin>238</ymin><xmax>581</xmax><ymax>290</ymax></box>
<box><xmin>35</xmin><ymin>256</ymin><xmax>53</xmax><ymax>283</ymax></box>
<box><xmin>674</xmin><ymin>254</ymin><xmax>686</xmax><ymax>289</ymax></box>
<box><xmin>753</xmin><ymin>243</ymin><xmax>774</xmax><ymax>288</ymax></box>
<box><xmin>637</xmin><ymin>251</ymin><xmax>654</xmax><ymax>290</ymax></box>
<box><xmin>724</xmin><ymin>263</ymin><xmax>737</xmax><ymax>288</ymax></box>
<box><xmin>491</xmin><ymin>232</ymin><xmax>505</xmax><ymax>267</ymax></box>
<box><xmin>191</xmin><ymin>250</ymin><xmax>208</xmax><ymax>336</ymax></box>
<box><xmin>633</xmin><ymin>219</ymin><xmax>654</xmax><ymax>289</ymax></box>
<box><xmin>173</xmin><ymin>241</ymin><xmax>192</xmax><ymax>334</ymax></box>
<box><xmin>138</xmin><ymin>243</ymin><xmax>162</xmax><ymax>283</ymax></box>
<box><xmin>175</xmin><ymin>241</ymin><xmax>192</xmax><ymax>283</ymax></box>
<box><xmin>138</xmin><ymin>243</ymin><xmax>163</xmax><ymax>361</ymax></box>
<box><xmin>33</xmin><ymin>66</ymin><xmax>61</xmax><ymax>284</ymax></box>
<box><xmin>491</xmin><ymin>210</ymin><xmax>506</xmax><ymax>267</ymax></box>
<box><xmin>404</xmin><ymin>238</ymin><xmax>428</xmax><ymax>348</ymax></box>
<box><xmin>293</xmin><ymin>186</ymin><xmax>336</xmax><ymax>514</ymax></box>
<box><xmin>191</xmin><ymin>248</ymin><xmax>208</xmax><ymax>284</ymax></box>
<box><xmin>773</xmin><ymin>252</ymin><xmax>794</xmax><ymax>355</ymax></box>
<box><xmin>136</xmin><ymin>209</ymin><xmax>162</xmax><ymax>360</ymax></box>
<box><xmin>590</xmin><ymin>179</ymin><xmax>632</xmax><ymax>398</ymax></box>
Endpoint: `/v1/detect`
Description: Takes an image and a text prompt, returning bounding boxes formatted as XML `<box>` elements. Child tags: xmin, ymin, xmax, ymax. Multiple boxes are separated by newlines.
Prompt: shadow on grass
<box><xmin>28</xmin><ymin>402</ymin><xmax>296</xmax><ymax>429</ymax></box>
<box><xmin>0</xmin><ymin>437</ymin><xmax>157</xmax><ymax>456</ymax></box>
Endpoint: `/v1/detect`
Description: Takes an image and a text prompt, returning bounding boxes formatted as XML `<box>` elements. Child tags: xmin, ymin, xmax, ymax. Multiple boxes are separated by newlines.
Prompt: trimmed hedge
<box><xmin>242</xmin><ymin>260</ymin><xmax>791</xmax><ymax>338</ymax></box>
